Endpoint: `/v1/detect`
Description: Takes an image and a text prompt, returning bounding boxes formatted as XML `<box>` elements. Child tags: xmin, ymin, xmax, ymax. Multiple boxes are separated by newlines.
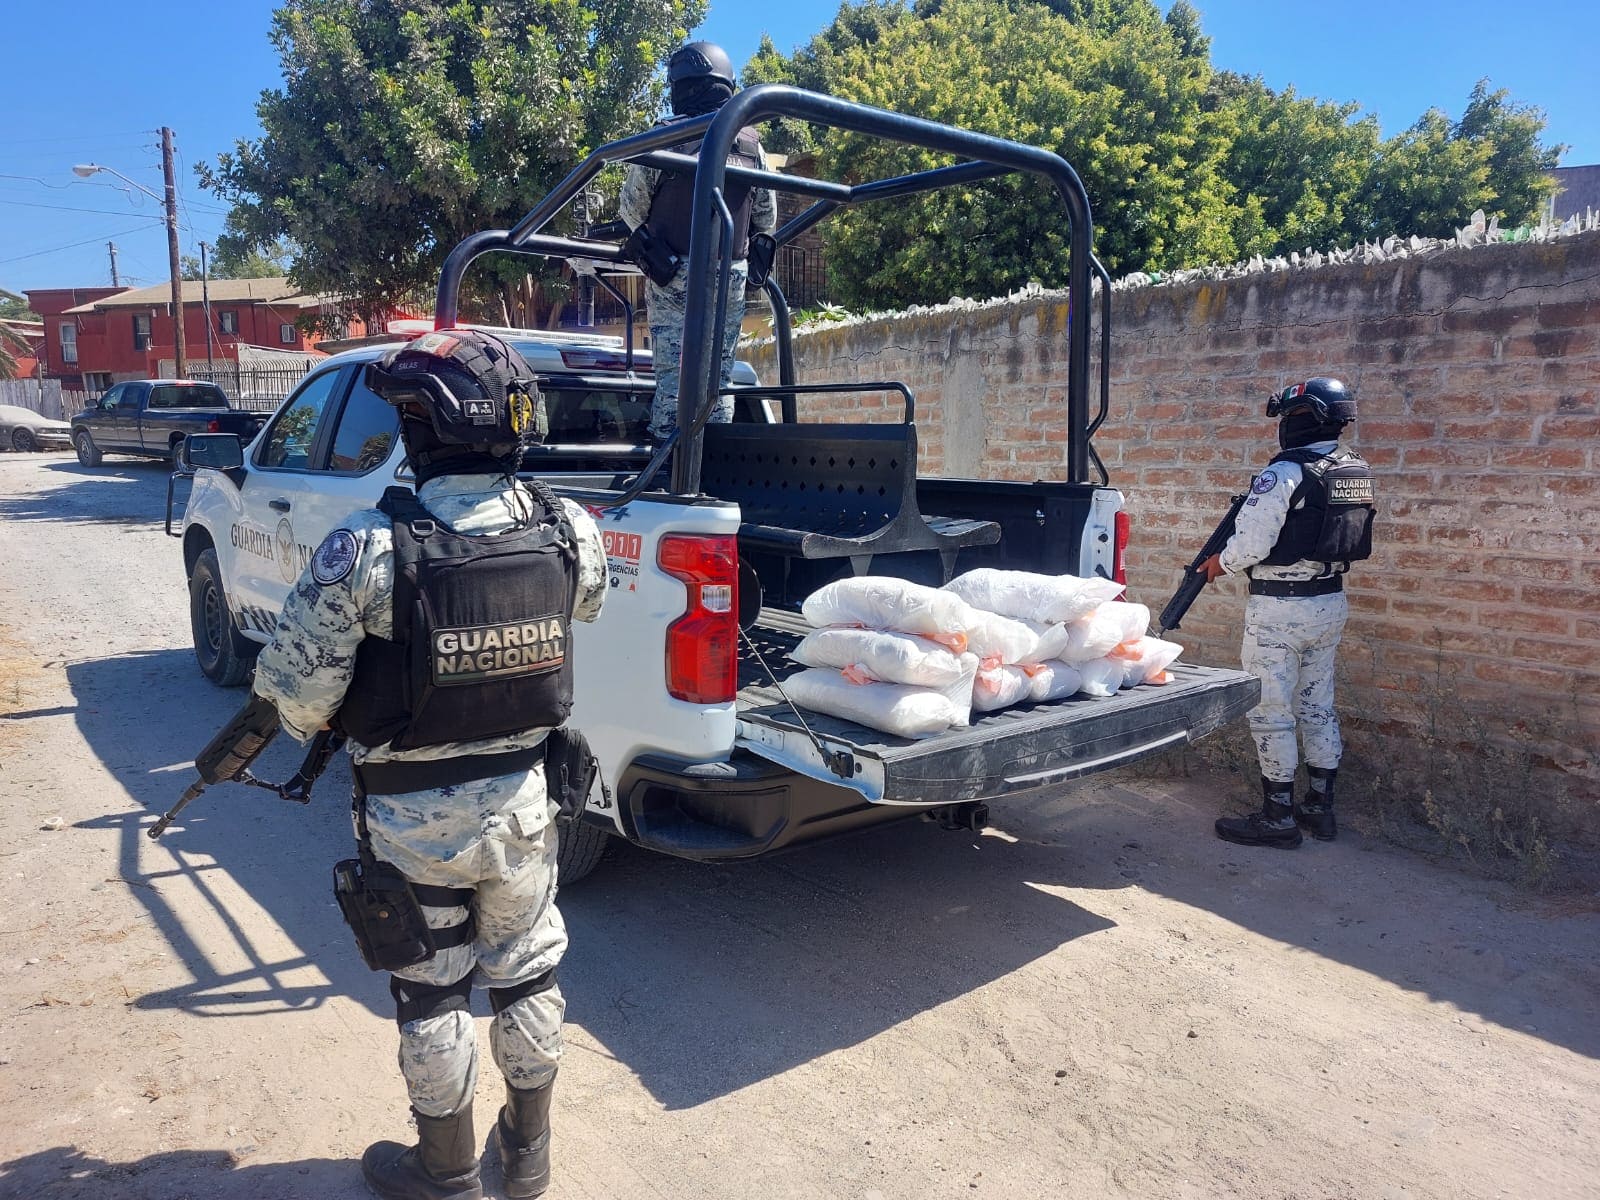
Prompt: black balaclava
<box><xmin>671</xmin><ymin>77</ymin><xmax>733</xmax><ymax>117</ymax></box>
<box><xmin>400</xmin><ymin>414</ymin><xmax>518</xmax><ymax>486</ymax></box>
<box><xmin>1279</xmin><ymin>411</ymin><xmax>1347</xmax><ymax>451</ymax></box>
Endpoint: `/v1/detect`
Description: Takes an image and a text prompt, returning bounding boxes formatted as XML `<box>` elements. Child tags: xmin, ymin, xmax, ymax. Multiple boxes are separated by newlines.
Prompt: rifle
<box><xmin>149</xmin><ymin>693</ymin><xmax>345</xmax><ymax>841</ymax></box>
<box><xmin>1154</xmin><ymin>491</ymin><xmax>1250</xmax><ymax>637</ymax></box>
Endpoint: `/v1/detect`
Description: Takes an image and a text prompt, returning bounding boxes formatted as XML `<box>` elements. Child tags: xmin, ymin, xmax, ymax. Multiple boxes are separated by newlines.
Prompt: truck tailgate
<box><xmin>737</xmin><ymin>612</ymin><xmax>1259</xmax><ymax>804</ymax></box>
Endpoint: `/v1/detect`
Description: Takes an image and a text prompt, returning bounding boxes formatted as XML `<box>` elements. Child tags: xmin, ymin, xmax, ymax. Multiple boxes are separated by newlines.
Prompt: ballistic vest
<box><xmin>645</xmin><ymin>120</ymin><xmax>764</xmax><ymax>260</ymax></box>
<box><xmin>337</xmin><ymin>485</ymin><xmax>579</xmax><ymax>751</ymax></box>
<box><xmin>1258</xmin><ymin>446</ymin><xmax>1376</xmax><ymax>569</ymax></box>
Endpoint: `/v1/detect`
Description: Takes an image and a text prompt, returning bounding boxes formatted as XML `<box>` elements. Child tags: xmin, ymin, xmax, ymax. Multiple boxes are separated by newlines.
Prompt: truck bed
<box><xmin>736</xmin><ymin>609</ymin><xmax>1259</xmax><ymax>805</ymax></box>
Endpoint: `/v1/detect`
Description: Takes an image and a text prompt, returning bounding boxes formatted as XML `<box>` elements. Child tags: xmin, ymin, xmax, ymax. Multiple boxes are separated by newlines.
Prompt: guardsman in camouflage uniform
<box><xmin>1202</xmin><ymin>378</ymin><xmax>1376</xmax><ymax>849</ymax></box>
<box><xmin>253</xmin><ymin>330</ymin><xmax>606</xmax><ymax>1200</ymax></box>
<box><xmin>619</xmin><ymin>41</ymin><xmax>777</xmax><ymax>440</ymax></box>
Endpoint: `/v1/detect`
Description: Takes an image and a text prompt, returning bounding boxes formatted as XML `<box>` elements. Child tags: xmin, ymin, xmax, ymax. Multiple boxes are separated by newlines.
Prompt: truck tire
<box><xmin>190</xmin><ymin>547</ymin><xmax>258</xmax><ymax>687</ymax></box>
<box><xmin>169</xmin><ymin>434</ymin><xmax>186</xmax><ymax>462</ymax></box>
<box><xmin>556</xmin><ymin>818</ymin><xmax>610</xmax><ymax>885</ymax></box>
<box><xmin>74</xmin><ymin>429</ymin><xmax>103</xmax><ymax>467</ymax></box>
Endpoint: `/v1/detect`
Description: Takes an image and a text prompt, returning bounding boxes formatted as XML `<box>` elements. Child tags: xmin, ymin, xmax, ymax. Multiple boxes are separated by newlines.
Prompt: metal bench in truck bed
<box><xmin>698</xmin><ymin>382</ymin><xmax>1000</xmax><ymax>578</ymax></box>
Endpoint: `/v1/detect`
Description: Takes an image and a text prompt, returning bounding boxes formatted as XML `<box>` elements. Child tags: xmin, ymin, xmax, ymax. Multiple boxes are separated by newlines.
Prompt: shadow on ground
<box><xmin>0</xmin><ymin>458</ymin><xmax>184</xmax><ymax>527</ymax></box>
<box><xmin>0</xmin><ymin>1145</ymin><xmax>359</xmax><ymax>1200</ymax></box>
<box><xmin>46</xmin><ymin>455</ymin><xmax>1600</xmax><ymax>1109</ymax></box>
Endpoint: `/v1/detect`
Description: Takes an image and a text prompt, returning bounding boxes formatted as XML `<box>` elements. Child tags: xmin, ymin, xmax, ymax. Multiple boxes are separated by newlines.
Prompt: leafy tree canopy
<box><xmin>182</xmin><ymin>237</ymin><xmax>296</xmax><ymax>281</ymax></box>
<box><xmin>200</xmin><ymin>0</ymin><xmax>703</xmax><ymax>323</ymax></box>
<box><xmin>749</xmin><ymin>0</ymin><xmax>1232</xmax><ymax>308</ymax></box>
<box><xmin>749</xmin><ymin>1</ymin><xmax>1564</xmax><ymax>308</ymax></box>
<box><xmin>0</xmin><ymin>296</ymin><xmax>40</xmax><ymax>322</ymax></box>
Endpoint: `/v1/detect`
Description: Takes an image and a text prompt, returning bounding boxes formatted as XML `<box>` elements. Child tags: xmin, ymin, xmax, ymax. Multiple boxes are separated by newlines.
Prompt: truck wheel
<box><xmin>11</xmin><ymin>428</ymin><xmax>38</xmax><ymax>453</ymax></box>
<box><xmin>169</xmin><ymin>435</ymin><xmax>186</xmax><ymax>461</ymax></box>
<box><xmin>190</xmin><ymin>548</ymin><xmax>258</xmax><ymax>687</ymax></box>
<box><xmin>74</xmin><ymin>429</ymin><xmax>103</xmax><ymax>467</ymax></box>
<box><xmin>556</xmin><ymin>818</ymin><xmax>610</xmax><ymax>885</ymax></box>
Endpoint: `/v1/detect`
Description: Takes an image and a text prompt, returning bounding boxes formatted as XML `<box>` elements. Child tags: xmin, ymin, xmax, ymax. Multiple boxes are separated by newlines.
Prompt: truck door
<box><xmin>229</xmin><ymin>367</ymin><xmax>347</xmax><ymax>617</ymax></box>
<box><xmin>230</xmin><ymin>364</ymin><xmax>404</xmax><ymax>622</ymax></box>
<box><xmin>98</xmin><ymin>383</ymin><xmax>136</xmax><ymax>448</ymax></box>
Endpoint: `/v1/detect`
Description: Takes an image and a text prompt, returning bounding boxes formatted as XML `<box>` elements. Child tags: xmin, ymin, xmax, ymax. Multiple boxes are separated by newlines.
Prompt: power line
<box><xmin>0</xmin><ymin>130</ymin><xmax>156</xmax><ymax>147</ymax></box>
<box><xmin>0</xmin><ymin>224</ymin><xmax>157</xmax><ymax>266</ymax></box>
<box><xmin>0</xmin><ymin>173</ymin><xmax>127</xmax><ymax>191</ymax></box>
<box><xmin>0</xmin><ymin>197</ymin><xmax>167</xmax><ymax>220</ymax></box>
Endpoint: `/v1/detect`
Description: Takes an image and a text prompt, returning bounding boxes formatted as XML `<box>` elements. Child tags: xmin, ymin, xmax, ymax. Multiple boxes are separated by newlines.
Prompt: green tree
<box><xmin>1357</xmin><ymin>108</ymin><xmax>1489</xmax><ymax>240</ymax></box>
<box><xmin>1455</xmin><ymin>79</ymin><xmax>1563</xmax><ymax>225</ymax></box>
<box><xmin>182</xmin><ymin>237</ymin><xmax>296</xmax><ymax>281</ymax></box>
<box><xmin>752</xmin><ymin>0</ymin><xmax>1236</xmax><ymax>309</ymax></box>
<box><xmin>0</xmin><ymin>296</ymin><xmax>40</xmax><ymax>323</ymax></box>
<box><xmin>1210</xmin><ymin>72</ymin><xmax>1381</xmax><ymax>258</ymax></box>
<box><xmin>199</xmin><ymin>0</ymin><xmax>702</xmax><ymax>325</ymax></box>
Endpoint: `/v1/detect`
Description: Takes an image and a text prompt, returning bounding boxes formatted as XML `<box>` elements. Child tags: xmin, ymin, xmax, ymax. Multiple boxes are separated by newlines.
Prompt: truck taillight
<box><xmin>1112</xmin><ymin>510</ymin><xmax>1130</xmax><ymax>586</ymax></box>
<box><xmin>207</xmin><ymin>418</ymin><xmax>220</xmax><ymax>433</ymax></box>
<box><xmin>658</xmin><ymin>534</ymin><xmax>739</xmax><ymax>704</ymax></box>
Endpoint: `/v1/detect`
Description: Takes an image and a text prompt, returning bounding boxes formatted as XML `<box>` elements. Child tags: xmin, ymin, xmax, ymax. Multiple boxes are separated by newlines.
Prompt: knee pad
<box><xmin>391</xmin><ymin>971</ymin><xmax>474</xmax><ymax>1030</ymax></box>
<box><xmin>489</xmin><ymin>968</ymin><xmax>557</xmax><ymax>1016</ymax></box>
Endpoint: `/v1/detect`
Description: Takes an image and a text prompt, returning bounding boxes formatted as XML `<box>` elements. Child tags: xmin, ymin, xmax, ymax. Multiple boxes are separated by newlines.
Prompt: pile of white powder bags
<box><xmin>781</xmin><ymin>571</ymin><xmax>1185</xmax><ymax>739</ymax></box>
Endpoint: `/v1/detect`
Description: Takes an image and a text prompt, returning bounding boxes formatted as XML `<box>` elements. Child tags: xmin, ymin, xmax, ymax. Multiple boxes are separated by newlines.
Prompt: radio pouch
<box><xmin>622</xmin><ymin>224</ymin><xmax>682</xmax><ymax>286</ymax></box>
<box><xmin>334</xmin><ymin>853</ymin><xmax>438</xmax><ymax>973</ymax></box>
<box><xmin>334</xmin><ymin>785</ymin><xmax>438</xmax><ymax>973</ymax></box>
<box><xmin>746</xmin><ymin>232</ymin><xmax>777</xmax><ymax>289</ymax></box>
<box><xmin>544</xmin><ymin>725</ymin><xmax>602</xmax><ymax>825</ymax></box>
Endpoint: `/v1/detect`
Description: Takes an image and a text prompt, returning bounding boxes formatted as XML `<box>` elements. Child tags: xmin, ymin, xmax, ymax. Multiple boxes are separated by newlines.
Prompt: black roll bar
<box><xmin>761</xmin><ymin>276</ymin><xmax>795</xmax><ymax>390</ymax></box>
<box><xmin>672</xmin><ymin>85</ymin><xmax>1093</xmax><ymax>494</ymax></box>
<box><xmin>717</xmin><ymin>381</ymin><xmax>916</xmax><ymax>425</ymax></box>
<box><xmin>432</xmin><ymin>83</ymin><xmax>1100</xmax><ymax>497</ymax></box>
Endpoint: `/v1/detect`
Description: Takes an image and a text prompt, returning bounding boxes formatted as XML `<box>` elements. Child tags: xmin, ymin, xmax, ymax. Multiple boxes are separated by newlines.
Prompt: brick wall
<box><xmin>744</xmin><ymin>231</ymin><xmax>1600</xmax><ymax>840</ymax></box>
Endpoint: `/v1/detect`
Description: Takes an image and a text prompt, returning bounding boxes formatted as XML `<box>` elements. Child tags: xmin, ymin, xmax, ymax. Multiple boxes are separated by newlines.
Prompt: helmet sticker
<box><xmin>311</xmin><ymin>529</ymin><xmax>359</xmax><ymax>586</ymax></box>
<box><xmin>1252</xmin><ymin>470</ymin><xmax>1278</xmax><ymax>495</ymax></box>
<box><xmin>414</xmin><ymin>332</ymin><xmax>461</xmax><ymax>356</ymax></box>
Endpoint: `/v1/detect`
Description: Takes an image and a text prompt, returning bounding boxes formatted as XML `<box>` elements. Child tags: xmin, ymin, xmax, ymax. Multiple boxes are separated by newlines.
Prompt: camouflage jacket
<box><xmin>619</xmin><ymin>124</ymin><xmax>777</xmax><ymax>246</ymax></box>
<box><xmin>253</xmin><ymin>473</ymin><xmax>607</xmax><ymax>763</ymax></box>
<box><xmin>1219</xmin><ymin>440</ymin><xmax>1344</xmax><ymax>583</ymax></box>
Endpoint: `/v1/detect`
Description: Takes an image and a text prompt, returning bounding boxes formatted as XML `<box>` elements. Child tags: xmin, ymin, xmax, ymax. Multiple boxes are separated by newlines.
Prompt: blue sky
<box><xmin>4</xmin><ymin>1</ymin><xmax>1595</xmax><ymax>296</ymax></box>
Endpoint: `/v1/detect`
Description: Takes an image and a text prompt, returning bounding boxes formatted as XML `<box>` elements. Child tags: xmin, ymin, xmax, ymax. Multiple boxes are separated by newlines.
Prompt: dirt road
<box><xmin>1</xmin><ymin>451</ymin><xmax>1596</xmax><ymax>1200</ymax></box>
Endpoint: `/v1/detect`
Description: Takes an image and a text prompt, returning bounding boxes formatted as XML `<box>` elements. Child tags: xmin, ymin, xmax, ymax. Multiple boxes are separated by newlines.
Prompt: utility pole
<box><xmin>107</xmin><ymin>242</ymin><xmax>120</xmax><ymax>287</ymax></box>
<box><xmin>161</xmin><ymin>126</ymin><xmax>187</xmax><ymax>378</ymax></box>
<box><xmin>199</xmin><ymin>241</ymin><xmax>215</xmax><ymax>374</ymax></box>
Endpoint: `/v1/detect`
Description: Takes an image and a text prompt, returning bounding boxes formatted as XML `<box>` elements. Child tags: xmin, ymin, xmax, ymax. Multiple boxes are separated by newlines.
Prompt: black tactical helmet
<box><xmin>668</xmin><ymin>41</ymin><xmax>736</xmax><ymax>89</ymax></box>
<box><xmin>365</xmin><ymin>329</ymin><xmax>543</xmax><ymax>464</ymax></box>
<box><xmin>1267</xmin><ymin>377</ymin><xmax>1357</xmax><ymax>424</ymax></box>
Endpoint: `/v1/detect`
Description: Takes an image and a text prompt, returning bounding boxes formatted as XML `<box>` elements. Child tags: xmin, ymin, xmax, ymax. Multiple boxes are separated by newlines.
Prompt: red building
<box><xmin>26</xmin><ymin>279</ymin><xmax>366</xmax><ymax>391</ymax></box>
<box><xmin>24</xmin><ymin>287</ymin><xmax>127</xmax><ymax>389</ymax></box>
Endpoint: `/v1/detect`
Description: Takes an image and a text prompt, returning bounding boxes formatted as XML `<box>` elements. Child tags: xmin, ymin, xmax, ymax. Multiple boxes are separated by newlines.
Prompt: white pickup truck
<box><xmin>176</xmin><ymin>326</ymin><xmax>1256</xmax><ymax>883</ymax></box>
<box><xmin>178</xmin><ymin>87</ymin><xmax>1260</xmax><ymax>882</ymax></box>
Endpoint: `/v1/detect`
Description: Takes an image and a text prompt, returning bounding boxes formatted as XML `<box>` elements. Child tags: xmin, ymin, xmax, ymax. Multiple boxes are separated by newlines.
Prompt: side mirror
<box><xmin>181</xmin><ymin>433</ymin><xmax>244</xmax><ymax>472</ymax></box>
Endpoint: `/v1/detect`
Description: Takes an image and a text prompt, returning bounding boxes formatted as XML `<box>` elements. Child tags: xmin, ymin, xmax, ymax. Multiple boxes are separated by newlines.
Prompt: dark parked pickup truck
<box><xmin>71</xmin><ymin>380</ymin><xmax>266</xmax><ymax>467</ymax></box>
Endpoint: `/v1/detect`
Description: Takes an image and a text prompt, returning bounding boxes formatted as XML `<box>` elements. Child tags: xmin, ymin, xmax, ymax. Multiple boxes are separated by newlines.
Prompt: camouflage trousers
<box><xmin>646</xmin><ymin>260</ymin><xmax>749</xmax><ymax>440</ymax></box>
<box><xmin>1240</xmin><ymin>592</ymin><xmax>1348</xmax><ymax>783</ymax></box>
<box><xmin>365</xmin><ymin>765</ymin><xmax>565</xmax><ymax>1119</ymax></box>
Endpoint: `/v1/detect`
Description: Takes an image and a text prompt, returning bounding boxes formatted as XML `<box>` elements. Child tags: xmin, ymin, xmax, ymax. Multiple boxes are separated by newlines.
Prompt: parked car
<box><xmin>70</xmin><ymin>380</ymin><xmax>267</xmax><ymax>467</ymax></box>
<box><xmin>0</xmin><ymin>404</ymin><xmax>72</xmax><ymax>452</ymax></box>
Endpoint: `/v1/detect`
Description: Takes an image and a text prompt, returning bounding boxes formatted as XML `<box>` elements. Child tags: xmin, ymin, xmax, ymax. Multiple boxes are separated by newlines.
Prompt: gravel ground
<box><xmin>1</xmin><ymin>450</ymin><xmax>1597</xmax><ymax>1200</ymax></box>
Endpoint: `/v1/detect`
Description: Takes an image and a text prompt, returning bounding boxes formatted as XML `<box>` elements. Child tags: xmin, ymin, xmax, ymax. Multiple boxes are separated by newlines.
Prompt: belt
<box><xmin>353</xmin><ymin>745</ymin><xmax>545</xmax><ymax>796</ymax></box>
<box><xmin>1248</xmin><ymin>576</ymin><xmax>1345</xmax><ymax>598</ymax></box>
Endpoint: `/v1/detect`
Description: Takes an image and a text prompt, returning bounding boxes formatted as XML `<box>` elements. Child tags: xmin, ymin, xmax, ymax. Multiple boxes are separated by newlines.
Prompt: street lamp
<box><xmin>72</xmin><ymin>127</ymin><xmax>186</xmax><ymax>378</ymax></box>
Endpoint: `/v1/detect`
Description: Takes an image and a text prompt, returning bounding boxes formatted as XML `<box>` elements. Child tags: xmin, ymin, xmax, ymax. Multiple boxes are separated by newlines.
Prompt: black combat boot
<box><xmin>493</xmin><ymin>1080</ymin><xmax>554</xmax><ymax>1198</ymax></box>
<box><xmin>1215</xmin><ymin>777</ymin><xmax>1303</xmax><ymax>849</ymax></box>
<box><xmin>361</xmin><ymin>1107</ymin><xmax>483</xmax><ymax>1200</ymax></box>
<box><xmin>1296</xmin><ymin>765</ymin><xmax>1338</xmax><ymax>841</ymax></box>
